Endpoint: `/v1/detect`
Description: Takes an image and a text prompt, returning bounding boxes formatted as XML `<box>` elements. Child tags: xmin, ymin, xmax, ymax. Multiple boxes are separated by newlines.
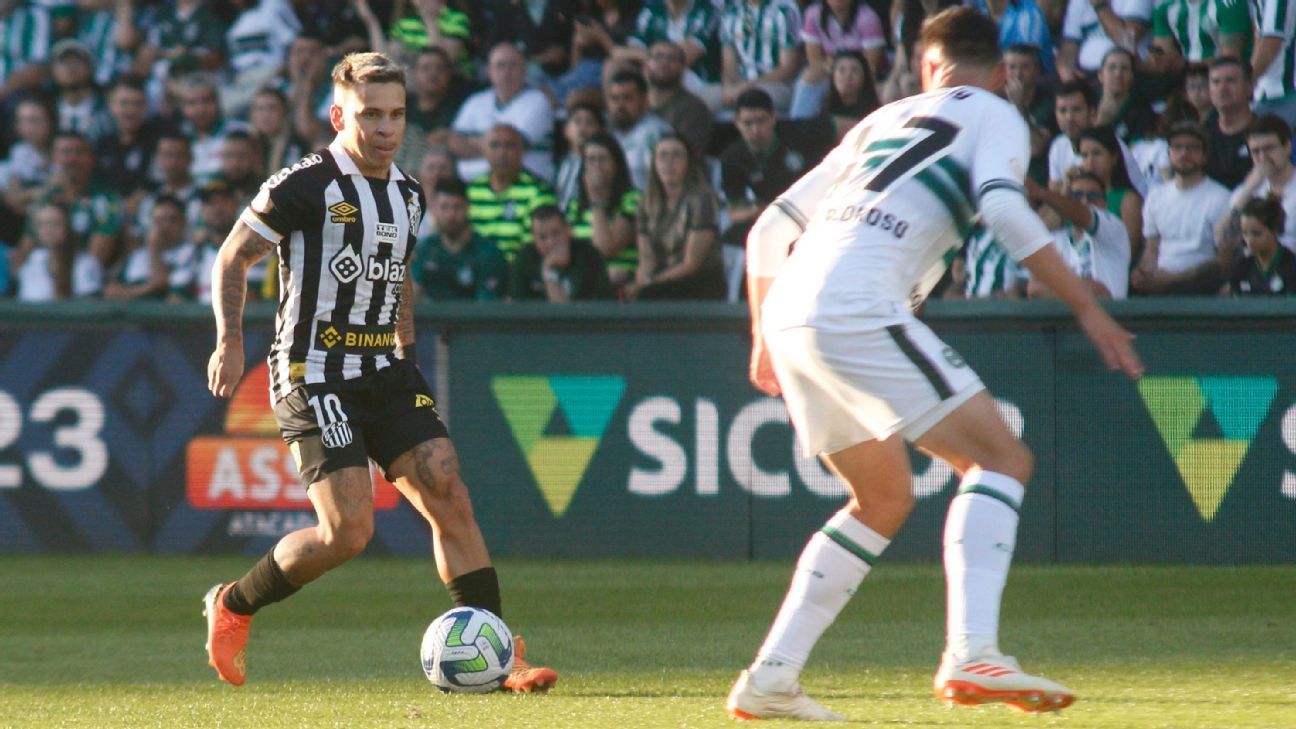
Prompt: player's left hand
<box><xmin>208</xmin><ymin>342</ymin><xmax>245</xmax><ymax>398</ymax></box>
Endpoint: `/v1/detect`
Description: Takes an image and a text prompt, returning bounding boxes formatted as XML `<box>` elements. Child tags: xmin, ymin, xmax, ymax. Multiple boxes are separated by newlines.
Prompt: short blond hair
<box><xmin>332</xmin><ymin>52</ymin><xmax>406</xmax><ymax>91</ymax></box>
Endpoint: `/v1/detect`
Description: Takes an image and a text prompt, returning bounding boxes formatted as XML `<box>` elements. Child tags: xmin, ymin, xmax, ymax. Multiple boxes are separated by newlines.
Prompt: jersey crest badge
<box><xmin>407</xmin><ymin>191</ymin><xmax>421</xmax><ymax>231</ymax></box>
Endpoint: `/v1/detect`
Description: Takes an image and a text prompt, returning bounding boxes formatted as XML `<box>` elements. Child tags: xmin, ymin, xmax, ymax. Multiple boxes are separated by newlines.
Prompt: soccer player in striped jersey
<box><xmin>202</xmin><ymin>52</ymin><xmax>556</xmax><ymax>694</ymax></box>
<box><xmin>727</xmin><ymin>8</ymin><xmax>1143</xmax><ymax>720</ymax></box>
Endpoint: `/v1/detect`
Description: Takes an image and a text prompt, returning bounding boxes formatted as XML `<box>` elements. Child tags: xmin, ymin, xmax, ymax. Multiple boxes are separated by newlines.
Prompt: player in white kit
<box><xmin>725</xmin><ymin>7</ymin><xmax>1144</xmax><ymax>721</ymax></box>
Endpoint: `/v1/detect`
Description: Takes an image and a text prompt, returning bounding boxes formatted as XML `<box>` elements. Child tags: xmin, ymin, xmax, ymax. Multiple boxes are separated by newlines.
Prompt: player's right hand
<box><xmin>1078</xmin><ymin>309</ymin><xmax>1143</xmax><ymax>381</ymax></box>
<box><xmin>749</xmin><ymin>342</ymin><xmax>781</xmax><ymax>397</ymax></box>
<box><xmin>208</xmin><ymin>342</ymin><xmax>245</xmax><ymax>398</ymax></box>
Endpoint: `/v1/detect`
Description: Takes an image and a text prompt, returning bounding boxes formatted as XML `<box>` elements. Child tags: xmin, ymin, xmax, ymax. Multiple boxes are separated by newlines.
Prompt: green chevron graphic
<box><xmin>1137</xmin><ymin>376</ymin><xmax>1277</xmax><ymax>521</ymax></box>
<box><xmin>492</xmin><ymin>375</ymin><xmax>626</xmax><ymax>517</ymax></box>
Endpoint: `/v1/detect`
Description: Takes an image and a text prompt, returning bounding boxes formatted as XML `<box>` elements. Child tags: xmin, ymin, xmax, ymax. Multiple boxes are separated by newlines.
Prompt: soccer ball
<box><xmin>420</xmin><ymin>607</ymin><xmax>514</xmax><ymax>693</ymax></box>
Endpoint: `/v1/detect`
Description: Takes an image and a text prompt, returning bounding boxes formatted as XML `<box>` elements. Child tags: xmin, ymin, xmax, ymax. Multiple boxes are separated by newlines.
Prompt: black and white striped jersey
<box><xmin>240</xmin><ymin>139</ymin><xmax>425</xmax><ymax>402</ymax></box>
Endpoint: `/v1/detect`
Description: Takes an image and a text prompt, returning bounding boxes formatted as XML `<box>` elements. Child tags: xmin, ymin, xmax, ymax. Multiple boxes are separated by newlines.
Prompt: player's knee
<box><xmin>320</xmin><ymin>517</ymin><xmax>373</xmax><ymax>560</ymax></box>
<box><xmin>423</xmin><ymin>474</ymin><xmax>478</xmax><ymax>528</ymax></box>
<box><xmin>980</xmin><ymin>441</ymin><xmax>1033</xmax><ymax>485</ymax></box>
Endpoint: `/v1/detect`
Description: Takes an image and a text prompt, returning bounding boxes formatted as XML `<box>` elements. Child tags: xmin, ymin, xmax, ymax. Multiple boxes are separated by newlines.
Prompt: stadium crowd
<box><xmin>0</xmin><ymin>0</ymin><xmax>1294</xmax><ymax>304</ymax></box>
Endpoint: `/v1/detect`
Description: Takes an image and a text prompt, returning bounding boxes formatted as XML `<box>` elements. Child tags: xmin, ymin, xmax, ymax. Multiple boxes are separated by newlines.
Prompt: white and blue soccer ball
<box><xmin>420</xmin><ymin>607</ymin><xmax>514</xmax><ymax>693</ymax></box>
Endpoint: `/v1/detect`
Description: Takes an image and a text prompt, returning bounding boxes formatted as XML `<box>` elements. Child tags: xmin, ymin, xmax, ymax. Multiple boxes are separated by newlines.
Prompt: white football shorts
<box><xmin>765</xmin><ymin>318</ymin><xmax>984</xmax><ymax>456</ymax></box>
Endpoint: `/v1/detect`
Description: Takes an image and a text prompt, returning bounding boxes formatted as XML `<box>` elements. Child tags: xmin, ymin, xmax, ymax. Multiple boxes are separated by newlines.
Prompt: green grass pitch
<box><xmin>2</xmin><ymin>556</ymin><xmax>1294</xmax><ymax>728</ymax></box>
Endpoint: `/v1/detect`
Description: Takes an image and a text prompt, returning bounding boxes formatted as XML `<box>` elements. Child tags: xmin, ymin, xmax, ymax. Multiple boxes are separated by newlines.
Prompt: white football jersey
<box><xmin>763</xmin><ymin>86</ymin><xmax>1033</xmax><ymax>331</ymax></box>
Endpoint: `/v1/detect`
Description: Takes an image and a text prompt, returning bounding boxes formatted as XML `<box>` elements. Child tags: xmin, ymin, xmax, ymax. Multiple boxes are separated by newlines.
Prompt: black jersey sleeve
<box><xmin>240</xmin><ymin>152</ymin><xmax>327</xmax><ymax>242</ymax></box>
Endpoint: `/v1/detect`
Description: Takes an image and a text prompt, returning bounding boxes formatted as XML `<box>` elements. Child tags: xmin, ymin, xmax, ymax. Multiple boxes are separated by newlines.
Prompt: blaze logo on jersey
<box><xmin>367</xmin><ymin>257</ymin><xmax>407</xmax><ymax>283</ymax></box>
<box><xmin>330</xmin><ymin>246</ymin><xmax>363</xmax><ymax>283</ymax></box>
<box><xmin>329</xmin><ymin>201</ymin><xmax>359</xmax><ymax>223</ymax></box>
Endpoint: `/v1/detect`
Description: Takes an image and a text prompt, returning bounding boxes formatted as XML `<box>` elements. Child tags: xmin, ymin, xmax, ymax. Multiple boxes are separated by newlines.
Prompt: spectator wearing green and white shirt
<box><xmin>0</xmin><ymin>1</ymin><xmax>52</xmax><ymax>102</ymax></box>
<box><xmin>615</xmin><ymin>0</ymin><xmax>723</xmax><ymax>87</ymax></box>
<box><xmin>18</xmin><ymin>131</ymin><xmax>121</xmax><ymax>268</ymax></box>
<box><xmin>713</xmin><ymin>0</ymin><xmax>803</xmax><ymax>113</ymax></box>
<box><xmin>1149</xmin><ymin>0</ymin><xmax>1250</xmax><ymax>75</ymax></box>
<box><xmin>1250</xmin><ymin>0</ymin><xmax>1296</xmax><ymax>126</ymax></box>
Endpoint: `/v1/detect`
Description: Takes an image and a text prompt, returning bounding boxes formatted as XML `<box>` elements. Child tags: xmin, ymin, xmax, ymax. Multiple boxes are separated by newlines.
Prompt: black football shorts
<box><xmin>272</xmin><ymin>359</ymin><xmax>450</xmax><ymax>488</ymax></box>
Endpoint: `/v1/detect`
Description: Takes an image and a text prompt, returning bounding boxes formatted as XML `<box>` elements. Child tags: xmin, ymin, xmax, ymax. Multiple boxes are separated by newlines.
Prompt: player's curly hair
<box><xmin>917</xmin><ymin>7</ymin><xmax>1000</xmax><ymax>69</ymax></box>
<box><xmin>332</xmin><ymin>52</ymin><xmax>406</xmax><ymax>90</ymax></box>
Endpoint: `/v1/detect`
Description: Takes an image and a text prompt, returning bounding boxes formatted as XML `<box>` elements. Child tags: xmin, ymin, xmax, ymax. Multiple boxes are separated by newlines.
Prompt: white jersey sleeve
<box><xmin>971</xmin><ymin>100</ymin><xmax>1052</xmax><ymax>262</ymax></box>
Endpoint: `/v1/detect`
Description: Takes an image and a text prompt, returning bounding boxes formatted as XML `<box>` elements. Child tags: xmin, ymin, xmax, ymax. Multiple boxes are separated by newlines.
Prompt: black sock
<box><xmin>446</xmin><ymin>567</ymin><xmax>502</xmax><ymax>618</ymax></box>
<box><xmin>223</xmin><ymin>549</ymin><xmax>301</xmax><ymax>615</ymax></box>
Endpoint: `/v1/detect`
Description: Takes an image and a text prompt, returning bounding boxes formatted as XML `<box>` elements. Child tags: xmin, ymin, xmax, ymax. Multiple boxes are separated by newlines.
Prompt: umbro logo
<box><xmin>329</xmin><ymin>201</ymin><xmax>358</xmax><ymax>223</ymax></box>
<box><xmin>415</xmin><ymin>394</ymin><xmax>435</xmax><ymax>408</ymax></box>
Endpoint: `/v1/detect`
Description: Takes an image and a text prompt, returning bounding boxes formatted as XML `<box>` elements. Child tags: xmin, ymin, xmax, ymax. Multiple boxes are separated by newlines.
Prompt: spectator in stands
<box><xmin>1149</xmin><ymin>0</ymin><xmax>1248</xmax><ymax>75</ymax></box>
<box><xmin>629</xmin><ymin>133</ymin><xmax>723</xmax><ymax>299</ymax></box>
<box><xmin>416</xmin><ymin>144</ymin><xmax>459</xmax><ymax>238</ymax></box>
<box><xmin>96</xmin><ymin>75</ymin><xmax>159</xmax><ymax>207</ymax></box>
<box><xmin>1026</xmin><ymin>173</ymin><xmax>1131</xmax><ymax>299</ymax></box>
<box><xmin>248</xmin><ymin>87</ymin><xmax>308</xmax><ymax>177</ymax></box>
<box><xmin>1002</xmin><ymin>44</ymin><xmax>1054</xmax><ymax>185</ymax></box>
<box><xmin>103</xmin><ymin>194</ymin><xmax>195</xmax><ymax>301</ymax></box>
<box><xmin>987</xmin><ymin>0</ymin><xmax>1055</xmax><ymax>76</ymax></box>
<box><xmin>12</xmin><ymin>201</ymin><xmax>101</xmax><ymax>301</ymax></box>
<box><xmin>409</xmin><ymin>48</ymin><xmax>470</xmax><ymax>154</ymax></box>
<box><xmin>558</xmin><ymin>0</ymin><xmax>641</xmax><ymax>106</ymax></box>
<box><xmin>1</xmin><ymin>98</ymin><xmax>55</xmax><ymax>221</ymax></box>
<box><xmin>466</xmin><ymin>124</ymin><xmax>557</xmax><ymax>263</ymax></box>
<box><xmin>179</xmin><ymin>74</ymin><xmax>243</xmax><ymax>185</ymax></box>
<box><xmin>353</xmin><ymin>0</ymin><xmax>473</xmax><ymax>71</ymax></box>
<box><xmin>74</xmin><ymin>0</ymin><xmax>140</xmax><ymax>88</ymax></box>
<box><xmin>512</xmin><ymin>204</ymin><xmax>614</xmax><ymax>301</ymax></box>
<box><xmin>450</xmin><ymin>44</ymin><xmax>555</xmax><ymax>182</ymax></box>
<box><xmin>282</xmin><ymin>34</ymin><xmax>331</xmax><ymax>145</ymax></box>
<box><xmin>618</xmin><ymin>0</ymin><xmax>722</xmax><ymax>89</ymax></box>
<box><xmin>134</xmin><ymin>0</ymin><xmax>228</xmax><ymax>90</ymax></box>
<box><xmin>1049</xmin><ymin>80</ymin><xmax>1147</xmax><ymax>196</ymax></box>
<box><xmin>133</xmin><ymin>133</ymin><xmax>200</xmax><ymax>249</ymax></box>
<box><xmin>412</xmin><ymin>178</ymin><xmax>509</xmax><ymax>301</ymax></box>
<box><xmin>788</xmin><ymin>0</ymin><xmax>885</xmax><ymax>120</ymax></box>
<box><xmin>1251</xmin><ymin>0</ymin><xmax>1296</xmax><ymax>127</ymax></box>
<box><xmin>822</xmin><ymin>50</ymin><xmax>879</xmax><ymax>137</ymax></box>
<box><xmin>555</xmin><ymin>103</ymin><xmax>605</xmax><ymax>209</ymax></box>
<box><xmin>215</xmin><ymin>130</ymin><xmax>264</xmax><ymax>204</ymax></box>
<box><xmin>961</xmin><ymin>229</ymin><xmax>1027</xmax><ymax>298</ymax></box>
<box><xmin>1229</xmin><ymin>197</ymin><xmax>1296</xmax><ymax>295</ymax></box>
<box><xmin>22</xmin><ymin>131</ymin><xmax>120</xmax><ymax>268</ymax></box>
<box><xmin>721</xmin><ymin>88</ymin><xmax>806</xmax><ymax>251</ymax></box>
<box><xmin>1216</xmin><ymin>115</ymin><xmax>1296</xmax><ymax>257</ymax></box>
<box><xmin>0</xmin><ymin>1</ymin><xmax>52</xmax><ymax>104</ymax></box>
<box><xmin>1132</xmin><ymin>120</ymin><xmax>1233</xmax><ymax>295</ymax></box>
<box><xmin>484</xmin><ymin>0</ymin><xmax>579</xmax><ymax>95</ymax></box>
<box><xmin>1094</xmin><ymin>48</ymin><xmax>1156</xmax><ymax>144</ymax></box>
<box><xmin>1204</xmin><ymin>56</ymin><xmax>1256</xmax><ymax>188</ymax></box>
<box><xmin>221</xmin><ymin>0</ymin><xmax>301</xmax><ymax>119</ymax></box>
<box><xmin>568</xmin><ymin>132</ymin><xmax>640</xmax><ymax>288</ymax></box>
<box><xmin>715</xmin><ymin>0</ymin><xmax>803</xmax><ymax>112</ymax></box>
<box><xmin>607</xmin><ymin>71</ymin><xmax>673</xmax><ymax>190</ymax></box>
<box><xmin>1057</xmin><ymin>0</ymin><xmax>1150</xmax><ymax>82</ymax></box>
<box><xmin>645</xmin><ymin>41</ymin><xmax>713</xmax><ymax>157</ymax></box>
<box><xmin>189</xmin><ymin>179</ymin><xmax>241</xmax><ymax>303</ymax></box>
<box><xmin>1182</xmin><ymin>63</ymin><xmax>1214</xmax><ymax>121</ymax></box>
<box><xmin>289</xmin><ymin>0</ymin><xmax>367</xmax><ymax>60</ymax></box>
<box><xmin>51</xmin><ymin>39</ymin><xmax>110</xmax><ymax>140</ymax></box>
<box><xmin>1077</xmin><ymin>126</ymin><xmax>1144</xmax><ymax>262</ymax></box>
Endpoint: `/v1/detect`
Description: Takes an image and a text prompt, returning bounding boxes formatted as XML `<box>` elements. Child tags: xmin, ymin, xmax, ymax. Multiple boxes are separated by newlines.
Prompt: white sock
<box><xmin>943</xmin><ymin>470</ymin><xmax>1024</xmax><ymax>662</ymax></box>
<box><xmin>750</xmin><ymin>510</ymin><xmax>889</xmax><ymax>692</ymax></box>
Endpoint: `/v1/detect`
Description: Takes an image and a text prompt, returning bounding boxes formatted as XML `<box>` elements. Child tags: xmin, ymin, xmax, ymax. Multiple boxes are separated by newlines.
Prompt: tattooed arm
<box><xmin>394</xmin><ymin>275</ymin><xmax>416</xmax><ymax>361</ymax></box>
<box><xmin>207</xmin><ymin>221</ymin><xmax>277</xmax><ymax>398</ymax></box>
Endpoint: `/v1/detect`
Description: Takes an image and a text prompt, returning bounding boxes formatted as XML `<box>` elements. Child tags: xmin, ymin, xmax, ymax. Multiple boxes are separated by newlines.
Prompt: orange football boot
<box><xmin>203</xmin><ymin>583</ymin><xmax>252</xmax><ymax>686</ymax></box>
<box><xmin>503</xmin><ymin>635</ymin><xmax>558</xmax><ymax>693</ymax></box>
